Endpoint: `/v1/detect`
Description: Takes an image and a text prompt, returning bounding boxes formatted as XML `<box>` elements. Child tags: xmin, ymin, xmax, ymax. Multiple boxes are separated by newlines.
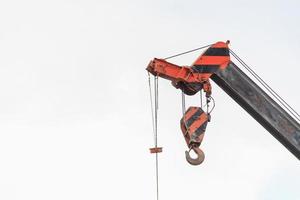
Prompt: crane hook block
<box><xmin>180</xmin><ymin>107</ymin><xmax>209</xmax><ymax>165</ymax></box>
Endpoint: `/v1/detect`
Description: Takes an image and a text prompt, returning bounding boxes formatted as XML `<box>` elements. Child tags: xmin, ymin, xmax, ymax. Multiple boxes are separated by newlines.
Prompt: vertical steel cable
<box><xmin>148</xmin><ymin>73</ymin><xmax>156</xmax><ymax>143</ymax></box>
<box><xmin>148</xmin><ymin>74</ymin><xmax>160</xmax><ymax>200</ymax></box>
<box><xmin>154</xmin><ymin>76</ymin><xmax>159</xmax><ymax>200</ymax></box>
<box><xmin>182</xmin><ymin>91</ymin><xmax>186</xmax><ymax>115</ymax></box>
<box><xmin>200</xmin><ymin>90</ymin><xmax>203</xmax><ymax>108</ymax></box>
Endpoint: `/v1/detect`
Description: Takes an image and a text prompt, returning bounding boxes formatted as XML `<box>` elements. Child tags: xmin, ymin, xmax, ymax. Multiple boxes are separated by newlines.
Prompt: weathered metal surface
<box><xmin>211</xmin><ymin>62</ymin><xmax>300</xmax><ymax>159</ymax></box>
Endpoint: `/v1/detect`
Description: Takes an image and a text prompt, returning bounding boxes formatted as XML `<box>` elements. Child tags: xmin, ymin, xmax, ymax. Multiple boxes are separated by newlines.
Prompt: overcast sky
<box><xmin>0</xmin><ymin>0</ymin><xmax>300</xmax><ymax>200</ymax></box>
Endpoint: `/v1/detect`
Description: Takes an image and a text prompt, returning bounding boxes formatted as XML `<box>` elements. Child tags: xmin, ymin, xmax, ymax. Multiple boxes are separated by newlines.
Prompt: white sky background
<box><xmin>0</xmin><ymin>0</ymin><xmax>300</xmax><ymax>199</ymax></box>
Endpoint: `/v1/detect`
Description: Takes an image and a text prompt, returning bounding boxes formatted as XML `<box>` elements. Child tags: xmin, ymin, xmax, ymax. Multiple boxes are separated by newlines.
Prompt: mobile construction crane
<box><xmin>147</xmin><ymin>41</ymin><xmax>300</xmax><ymax>165</ymax></box>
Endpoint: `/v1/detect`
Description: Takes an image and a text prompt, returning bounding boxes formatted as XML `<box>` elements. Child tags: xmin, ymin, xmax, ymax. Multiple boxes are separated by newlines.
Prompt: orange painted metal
<box><xmin>146</xmin><ymin>41</ymin><xmax>231</xmax><ymax>165</ymax></box>
<box><xmin>147</xmin><ymin>59</ymin><xmax>205</xmax><ymax>83</ymax></box>
<box><xmin>181</xmin><ymin>107</ymin><xmax>208</xmax><ymax>165</ymax></box>
<box><xmin>146</xmin><ymin>41</ymin><xmax>230</xmax><ymax>85</ymax></box>
<box><xmin>149</xmin><ymin>147</ymin><xmax>163</xmax><ymax>153</ymax></box>
<box><xmin>181</xmin><ymin>107</ymin><xmax>208</xmax><ymax>147</ymax></box>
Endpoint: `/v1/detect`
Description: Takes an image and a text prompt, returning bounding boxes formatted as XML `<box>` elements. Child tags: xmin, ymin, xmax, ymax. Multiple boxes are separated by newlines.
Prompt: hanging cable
<box><xmin>200</xmin><ymin>90</ymin><xmax>203</xmax><ymax>108</ymax></box>
<box><xmin>229</xmin><ymin>49</ymin><xmax>300</xmax><ymax>122</ymax></box>
<box><xmin>154</xmin><ymin>76</ymin><xmax>159</xmax><ymax>200</ymax></box>
<box><xmin>164</xmin><ymin>44</ymin><xmax>212</xmax><ymax>60</ymax></box>
<box><xmin>181</xmin><ymin>91</ymin><xmax>186</xmax><ymax>116</ymax></box>
<box><xmin>147</xmin><ymin>74</ymin><xmax>161</xmax><ymax>200</ymax></box>
<box><xmin>148</xmin><ymin>72</ymin><xmax>156</xmax><ymax>143</ymax></box>
<box><xmin>181</xmin><ymin>91</ymin><xmax>189</xmax><ymax>130</ymax></box>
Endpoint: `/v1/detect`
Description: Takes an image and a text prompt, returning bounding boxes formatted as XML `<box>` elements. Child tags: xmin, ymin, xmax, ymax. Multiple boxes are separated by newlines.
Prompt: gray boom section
<box><xmin>211</xmin><ymin>62</ymin><xmax>300</xmax><ymax>159</ymax></box>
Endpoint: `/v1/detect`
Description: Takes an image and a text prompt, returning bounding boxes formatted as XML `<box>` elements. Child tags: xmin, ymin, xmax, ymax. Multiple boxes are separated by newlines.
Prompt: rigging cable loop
<box><xmin>229</xmin><ymin>49</ymin><xmax>300</xmax><ymax>122</ymax></box>
<box><xmin>208</xmin><ymin>96</ymin><xmax>216</xmax><ymax>114</ymax></box>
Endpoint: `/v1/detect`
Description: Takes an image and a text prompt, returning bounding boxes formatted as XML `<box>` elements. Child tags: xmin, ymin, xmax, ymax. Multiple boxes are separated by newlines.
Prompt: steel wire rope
<box><xmin>164</xmin><ymin>44</ymin><xmax>212</xmax><ymax>60</ymax></box>
<box><xmin>148</xmin><ymin>72</ymin><xmax>156</xmax><ymax>143</ymax></box>
<box><xmin>182</xmin><ymin>91</ymin><xmax>186</xmax><ymax>115</ymax></box>
<box><xmin>147</xmin><ymin>73</ymin><xmax>160</xmax><ymax>200</ymax></box>
<box><xmin>154</xmin><ymin>76</ymin><xmax>159</xmax><ymax>200</ymax></box>
<box><xmin>200</xmin><ymin>90</ymin><xmax>203</xmax><ymax>108</ymax></box>
<box><xmin>229</xmin><ymin>49</ymin><xmax>300</xmax><ymax>122</ymax></box>
<box><xmin>230</xmin><ymin>49</ymin><xmax>300</xmax><ymax>121</ymax></box>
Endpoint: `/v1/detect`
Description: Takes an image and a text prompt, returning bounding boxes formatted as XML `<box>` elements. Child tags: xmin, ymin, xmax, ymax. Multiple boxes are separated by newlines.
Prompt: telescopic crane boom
<box><xmin>147</xmin><ymin>41</ymin><xmax>300</xmax><ymax>165</ymax></box>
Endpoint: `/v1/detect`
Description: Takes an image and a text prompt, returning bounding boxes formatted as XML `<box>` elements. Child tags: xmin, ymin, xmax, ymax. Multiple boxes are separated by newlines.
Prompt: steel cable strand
<box><xmin>229</xmin><ymin>49</ymin><xmax>300</xmax><ymax>122</ymax></box>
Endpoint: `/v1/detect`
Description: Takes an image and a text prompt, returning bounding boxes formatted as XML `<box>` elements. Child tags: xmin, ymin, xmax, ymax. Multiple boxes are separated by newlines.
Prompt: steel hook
<box><xmin>185</xmin><ymin>147</ymin><xmax>205</xmax><ymax>165</ymax></box>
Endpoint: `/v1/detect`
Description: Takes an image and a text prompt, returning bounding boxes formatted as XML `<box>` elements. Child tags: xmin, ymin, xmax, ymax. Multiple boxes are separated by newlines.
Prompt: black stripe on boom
<box><xmin>185</xmin><ymin>108</ymin><xmax>204</xmax><ymax>128</ymax></box>
<box><xmin>204</xmin><ymin>48</ymin><xmax>229</xmax><ymax>56</ymax></box>
<box><xmin>192</xmin><ymin>65</ymin><xmax>220</xmax><ymax>73</ymax></box>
